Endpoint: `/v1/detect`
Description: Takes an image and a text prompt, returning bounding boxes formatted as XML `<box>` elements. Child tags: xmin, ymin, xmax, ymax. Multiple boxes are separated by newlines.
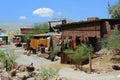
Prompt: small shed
<box><xmin>0</xmin><ymin>33</ymin><xmax>8</xmax><ymax>45</ymax></box>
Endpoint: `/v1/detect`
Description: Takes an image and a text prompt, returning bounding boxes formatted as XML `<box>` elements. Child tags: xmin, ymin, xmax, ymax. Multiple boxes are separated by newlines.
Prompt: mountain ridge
<box><xmin>0</xmin><ymin>22</ymin><xmax>34</xmax><ymax>30</ymax></box>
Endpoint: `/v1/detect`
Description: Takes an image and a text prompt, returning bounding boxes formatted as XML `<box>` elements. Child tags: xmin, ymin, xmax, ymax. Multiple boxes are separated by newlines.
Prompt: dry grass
<box><xmin>91</xmin><ymin>54</ymin><xmax>120</xmax><ymax>72</ymax></box>
<box><xmin>41</xmin><ymin>60</ymin><xmax>63</xmax><ymax>69</ymax></box>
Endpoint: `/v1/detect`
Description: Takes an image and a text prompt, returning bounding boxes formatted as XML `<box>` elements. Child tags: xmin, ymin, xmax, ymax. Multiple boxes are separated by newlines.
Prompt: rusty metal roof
<box><xmin>54</xmin><ymin>18</ymin><xmax>120</xmax><ymax>29</ymax></box>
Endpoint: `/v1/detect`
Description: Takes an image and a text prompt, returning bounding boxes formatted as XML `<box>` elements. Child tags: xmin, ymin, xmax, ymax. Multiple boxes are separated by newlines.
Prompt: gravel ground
<box><xmin>58</xmin><ymin>68</ymin><xmax>120</xmax><ymax>80</ymax></box>
<box><xmin>0</xmin><ymin>44</ymin><xmax>120</xmax><ymax>80</ymax></box>
<box><xmin>15</xmin><ymin>55</ymin><xmax>51</xmax><ymax>68</ymax></box>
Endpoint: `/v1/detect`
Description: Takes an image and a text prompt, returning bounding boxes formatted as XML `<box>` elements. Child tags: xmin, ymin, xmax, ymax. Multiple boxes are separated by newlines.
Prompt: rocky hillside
<box><xmin>0</xmin><ymin>22</ymin><xmax>33</xmax><ymax>30</ymax></box>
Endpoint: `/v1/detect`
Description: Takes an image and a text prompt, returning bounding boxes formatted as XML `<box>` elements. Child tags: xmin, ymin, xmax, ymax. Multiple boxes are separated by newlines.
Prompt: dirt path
<box><xmin>1</xmin><ymin>44</ymin><xmax>120</xmax><ymax>80</ymax></box>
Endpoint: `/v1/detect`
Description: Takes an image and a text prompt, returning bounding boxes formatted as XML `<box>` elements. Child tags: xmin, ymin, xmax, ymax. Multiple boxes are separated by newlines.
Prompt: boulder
<box><xmin>112</xmin><ymin>65</ymin><xmax>120</xmax><ymax>70</ymax></box>
<box><xmin>16</xmin><ymin>72</ymin><xmax>29</xmax><ymax>79</ymax></box>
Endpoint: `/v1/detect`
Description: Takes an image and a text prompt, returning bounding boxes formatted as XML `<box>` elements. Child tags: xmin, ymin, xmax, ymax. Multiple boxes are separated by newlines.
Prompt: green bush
<box><xmin>64</xmin><ymin>43</ymin><xmax>90</xmax><ymax>63</ymax></box>
<box><xmin>64</xmin><ymin>43</ymin><xmax>93</xmax><ymax>70</ymax></box>
<box><xmin>0</xmin><ymin>50</ymin><xmax>6</xmax><ymax>65</ymax></box>
<box><xmin>0</xmin><ymin>48</ymin><xmax>17</xmax><ymax>70</ymax></box>
<box><xmin>39</xmin><ymin>67</ymin><xmax>59</xmax><ymax>80</ymax></box>
<box><xmin>23</xmin><ymin>34</ymin><xmax>33</xmax><ymax>43</ymax></box>
<box><xmin>34</xmin><ymin>23</ymin><xmax>49</xmax><ymax>34</ymax></box>
<box><xmin>104</xmin><ymin>29</ymin><xmax>120</xmax><ymax>50</ymax></box>
<box><xmin>51</xmin><ymin>46</ymin><xmax>61</xmax><ymax>55</ymax></box>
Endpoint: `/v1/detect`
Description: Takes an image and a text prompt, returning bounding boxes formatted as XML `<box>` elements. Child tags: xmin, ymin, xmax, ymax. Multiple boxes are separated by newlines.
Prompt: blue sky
<box><xmin>0</xmin><ymin>0</ymin><xmax>118</xmax><ymax>23</ymax></box>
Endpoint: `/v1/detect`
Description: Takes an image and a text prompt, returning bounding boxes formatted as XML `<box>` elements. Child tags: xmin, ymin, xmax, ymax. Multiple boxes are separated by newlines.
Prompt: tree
<box><xmin>23</xmin><ymin>34</ymin><xmax>33</xmax><ymax>43</ymax></box>
<box><xmin>23</xmin><ymin>23</ymin><xmax>49</xmax><ymax>43</ymax></box>
<box><xmin>104</xmin><ymin>29</ymin><xmax>120</xmax><ymax>50</ymax></box>
<box><xmin>34</xmin><ymin>23</ymin><xmax>49</xmax><ymax>34</ymax></box>
<box><xmin>109</xmin><ymin>0</ymin><xmax>120</xmax><ymax>18</ymax></box>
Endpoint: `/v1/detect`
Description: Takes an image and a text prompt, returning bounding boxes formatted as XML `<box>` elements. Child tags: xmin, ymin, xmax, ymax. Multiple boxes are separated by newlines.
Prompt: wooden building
<box><xmin>20</xmin><ymin>28</ymin><xmax>34</xmax><ymax>34</ymax></box>
<box><xmin>55</xmin><ymin>18</ymin><xmax>120</xmax><ymax>51</ymax></box>
<box><xmin>13</xmin><ymin>28</ymin><xmax>34</xmax><ymax>43</ymax></box>
<box><xmin>54</xmin><ymin>18</ymin><xmax>120</xmax><ymax>64</ymax></box>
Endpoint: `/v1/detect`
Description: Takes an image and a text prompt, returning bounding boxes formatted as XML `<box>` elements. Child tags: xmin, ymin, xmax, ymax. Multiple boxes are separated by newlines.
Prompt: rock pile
<box><xmin>0</xmin><ymin>63</ymin><xmax>67</xmax><ymax>80</ymax></box>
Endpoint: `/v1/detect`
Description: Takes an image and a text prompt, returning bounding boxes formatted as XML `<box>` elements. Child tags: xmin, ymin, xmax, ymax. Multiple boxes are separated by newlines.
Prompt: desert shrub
<box><xmin>51</xmin><ymin>46</ymin><xmax>61</xmax><ymax>55</ymax></box>
<box><xmin>39</xmin><ymin>67</ymin><xmax>59</xmax><ymax>80</ymax></box>
<box><xmin>0</xmin><ymin>48</ymin><xmax>17</xmax><ymax>70</ymax></box>
<box><xmin>0</xmin><ymin>50</ymin><xmax>6</xmax><ymax>64</ymax></box>
<box><xmin>34</xmin><ymin>23</ymin><xmax>49</xmax><ymax>34</ymax></box>
<box><xmin>64</xmin><ymin>43</ymin><xmax>90</xmax><ymax>63</ymax></box>
<box><xmin>104</xmin><ymin>29</ymin><xmax>120</xmax><ymax>50</ymax></box>
<box><xmin>22</xmin><ymin>34</ymin><xmax>33</xmax><ymax>43</ymax></box>
<box><xmin>64</xmin><ymin>43</ymin><xmax>93</xmax><ymax>70</ymax></box>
